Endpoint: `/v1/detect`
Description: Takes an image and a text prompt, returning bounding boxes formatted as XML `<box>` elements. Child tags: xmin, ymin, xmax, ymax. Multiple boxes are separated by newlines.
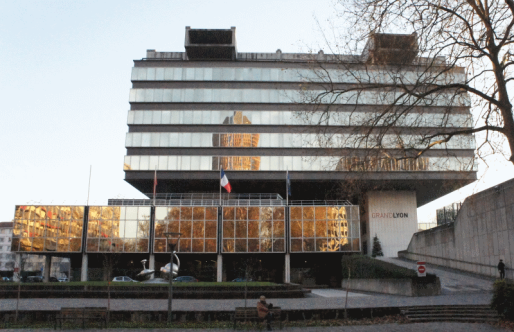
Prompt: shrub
<box><xmin>492</xmin><ymin>280</ymin><xmax>514</xmax><ymax>320</ymax></box>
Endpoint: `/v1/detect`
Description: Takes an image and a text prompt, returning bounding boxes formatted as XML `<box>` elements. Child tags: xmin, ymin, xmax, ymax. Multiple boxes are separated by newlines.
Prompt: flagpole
<box><xmin>153</xmin><ymin>167</ymin><xmax>157</xmax><ymax>207</ymax></box>
<box><xmin>219</xmin><ymin>168</ymin><xmax>222</xmax><ymax>206</ymax></box>
<box><xmin>87</xmin><ymin>165</ymin><xmax>92</xmax><ymax>206</ymax></box>
<box><xmin>286</xmin><ymin>169</ymin><xmax>289</xmax><ymax>206</ymax></box>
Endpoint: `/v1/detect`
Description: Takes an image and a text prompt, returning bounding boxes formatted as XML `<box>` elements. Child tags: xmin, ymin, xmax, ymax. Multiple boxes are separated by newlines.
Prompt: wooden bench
<box><xmin>233</xmin><ymin>306</ymin><xmax>282</xmax><ymax>330</ymax></box>
<box><xmin>55</xmin><ymin>307</ymin><xmax>107</xmax><ymax>330</ymax></box>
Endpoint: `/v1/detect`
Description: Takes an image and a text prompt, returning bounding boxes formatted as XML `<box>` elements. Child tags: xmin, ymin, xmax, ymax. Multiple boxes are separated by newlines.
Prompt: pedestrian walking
<box><xmin>498</xmin><ymin>259</ymin><xmax>506</xmax><ymax>280</ymax></box>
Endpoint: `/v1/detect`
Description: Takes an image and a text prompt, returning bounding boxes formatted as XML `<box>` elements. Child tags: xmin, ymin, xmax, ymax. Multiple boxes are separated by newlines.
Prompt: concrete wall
<box><xmin>342</xmin><ymin>278</ymin><xmax>440</xmax><ymax>296</ymax></box>
<box><xmin>366</xmin><ymin>191</ymin><xmax>418</xmax><ymax>257</ymax></box>
<box><xmin>400</xmin><ymin>179</ymin><xmax>514</xmax><ymax>279</ymax></box>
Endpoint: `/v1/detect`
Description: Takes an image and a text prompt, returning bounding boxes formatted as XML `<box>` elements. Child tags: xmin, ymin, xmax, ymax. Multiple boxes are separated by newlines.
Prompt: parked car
<box><xmin>173</xmin><ymin>276</ymin><xmax>198</xmax><ymax>283</ymax></box>
<box><xmin>1</xmin><ymin>277</ymin><xmax>12</xmax><ymax>282</ymax></box>
<box><xmin>58</xmin><ymin>277</ymin><xmax>69</xmax><ymax>282</ymax></box>
<box><xmin>49</xmin><ymin>277</ymin><xmax>59</xmax><ymax>282</ymax></box>
<box><xmin>26</xmin><ymin>276</ymin><xmax>43</xmax><ymax>283</ymax></box>
<box><xmin>112</xmin><ymin>276</ymin><xmax>138</xmax><ymax>282</ymax></box>
<box><xmin>231</xmin><ymin>278</ymin><xmax>253</xmax><ymax>282</ymax></box>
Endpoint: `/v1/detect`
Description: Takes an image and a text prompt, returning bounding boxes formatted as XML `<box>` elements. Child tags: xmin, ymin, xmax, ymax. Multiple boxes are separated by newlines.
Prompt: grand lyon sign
<box><xmin>371</xmin><ymin>212</ymin><xmax>409</xmax><ymax>218</ymax></box>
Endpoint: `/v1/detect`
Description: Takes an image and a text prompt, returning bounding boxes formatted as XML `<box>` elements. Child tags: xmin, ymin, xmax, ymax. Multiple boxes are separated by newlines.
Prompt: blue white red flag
<box><xmin>220</xmin><ymin>168</ymin><xmax>232</xmax><ymax>193</ymax></box>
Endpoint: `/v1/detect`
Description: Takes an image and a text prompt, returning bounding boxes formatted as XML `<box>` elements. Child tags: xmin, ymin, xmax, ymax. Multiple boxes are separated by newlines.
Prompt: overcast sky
<box><xmin>1</xmin><ymin>0</ymin><xmax>512</xmax><ymax>222</ymax></box>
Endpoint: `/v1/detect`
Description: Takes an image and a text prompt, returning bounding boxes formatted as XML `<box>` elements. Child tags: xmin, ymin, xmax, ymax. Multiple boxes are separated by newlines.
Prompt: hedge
<box><xmin>492</xmin><ymin>280</ymin><xmax>514</xmax><ymax>319</ymax></box>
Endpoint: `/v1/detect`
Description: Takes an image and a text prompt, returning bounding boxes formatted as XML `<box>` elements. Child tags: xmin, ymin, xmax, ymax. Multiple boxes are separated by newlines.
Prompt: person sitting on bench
<box><xmin>257</xmin><ymin>295</ymin><xmax>274</xmax><ymax>331</ymax></box>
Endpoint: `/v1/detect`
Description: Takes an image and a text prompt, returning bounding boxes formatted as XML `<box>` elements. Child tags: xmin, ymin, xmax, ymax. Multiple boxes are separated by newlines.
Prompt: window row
<box><xmin>15</xmin><ymin>206</ymin><xmax>84</xmax><ymax>220</ymax></box>
<box><xmin>290</xmin><ymin>220</ymin><xmax>360</xmax><ymax>238</ymax></box>
<box><xmin>86</xmin><ymin>220</ymin><xmax>150</xmax><ymax>239</ymax></box>
<box><xmin>290</xmin><ymin>238</ymin><xmax>360</xmax><ymax>252</ymax></box>
<box><xmin>126</xmin><ymin>132</ymin><xmax>475</xmax><ymax>150</ymax></box>
<box><xmin>154</xmin><ymin>220</ymin><xmax>217</xmax><ymax>239</ymax></box>
<box><xmin>129</xmin><ymin>89</ymin><xmax>470</xmax><ymax>107</ymax></box>
<box><xmin>86</xmin><ymin>238</ymin><xmax>148</xmax><ymax>253</ymax></box>
<box><xmin>222</xmin><ymin>238</ymin><xmax>284</xmax><ymax>253</ymax></box>
<box><xmin>222</xmin><ymin>220</ymin><xmax>285</xmax><ymax>239</ymax></box>
<box><xmin>222</xmin><ymin>207</ymin><xmax>285</xmax><ymax>221</ymax></box>
<box><xmin>131</xmin><ymin>67</ymin><xmax>466</xmax><ymax>86</ymax></box>
<box><xmin>127</xmin><ymin>110</ymin><xmax>472</xmax><ymax>128</ymax></box>
<box><xmin>123</xmin><ymin>155</ymin><xmax>477</xmax><ymax>172</ymax></box>
<box><xmin>154</xmin><ymin>238</ymin><xmax>217</xmax><ymax>253</ymax></box>
<box><xmin>290</xmin><ymin>206</ymin><xmax>359</xmax><ymax>221</ymax></box>
<box><xmin>13</xmin><ymin>219</ymin><xmax>83</xmax><ymax>238</ymax></box>
<box><xmin>88</xmin><ymin>206</ymin><xmax>151</xmax><ymax>221</ymax></box>
<box><xmin>155</xmin><ymin>206</ymin><xmax>217</xmax><ymax>221</ymax></box>
<box><xmin>12</xmin><ymin>237</ymin><xmax>82</xmax><ymax>253</ymax></box>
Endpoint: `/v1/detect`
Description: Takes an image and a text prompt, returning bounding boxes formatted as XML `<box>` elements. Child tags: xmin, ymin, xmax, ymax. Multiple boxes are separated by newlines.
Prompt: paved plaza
<box><xmin>0</xmin><ymin>322</ymin><xmax>509</xmax><ymax>331</ymax></box>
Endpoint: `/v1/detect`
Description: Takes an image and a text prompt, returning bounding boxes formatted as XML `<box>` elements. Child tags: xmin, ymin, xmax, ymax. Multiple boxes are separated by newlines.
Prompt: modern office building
<box><xmin>0</xmin><ymin>222</ymin><xmax>14</xmax><ymax>276</ymax></box>
<box><xmin>11</xmin><ymin>27</ymin><xmax>476</xmax><ymax>284</ymax></box>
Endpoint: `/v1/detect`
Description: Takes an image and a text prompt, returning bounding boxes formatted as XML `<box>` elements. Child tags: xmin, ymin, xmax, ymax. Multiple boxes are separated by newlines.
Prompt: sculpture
<box><xmin>160</xmin><ymin>251</ymin><xmax>180</xmax><ymax>280</ymax></box>
<box><xmin>135</xmin><ymin>259</ymin><xmax>155</xmax><ymax>281</ymax></box>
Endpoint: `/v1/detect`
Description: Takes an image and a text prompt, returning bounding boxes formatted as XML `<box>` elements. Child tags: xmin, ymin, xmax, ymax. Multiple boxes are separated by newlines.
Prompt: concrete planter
<box><xmin>342</xmin><ymin>277</ymin><xmax>441</xmax><ymax>296</ymax></box>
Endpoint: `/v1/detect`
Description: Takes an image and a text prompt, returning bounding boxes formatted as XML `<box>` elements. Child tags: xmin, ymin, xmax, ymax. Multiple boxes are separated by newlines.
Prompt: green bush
<box><xmin>341</xmin><ymin>255</ymin><xmax>432</xmax><ymax>279</ymax></box>
<box><xmin>492</xmin><ymin>280</ymin><xmax>514</xmax><ymax>319</ymax></box>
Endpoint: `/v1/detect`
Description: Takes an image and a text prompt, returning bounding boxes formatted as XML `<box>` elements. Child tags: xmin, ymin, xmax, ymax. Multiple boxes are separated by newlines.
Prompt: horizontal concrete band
<box><xmin>128</xmin><ymin>89</ymin><xmax>470</xmax><ymax>106</ymax></box>
<box><xmin>130</xmin><ymin>67</ymin><xmax>465</xmax><ymax>85</ymax></box>
<box><xmin>125</xmin><ymin>148</ymin><xmax>475</xmax><ymax>157</ymax></box>
<box><xmin>128</xmin><ymin>126</ymin><xmax>472</xmax><ymax>136</ymax></box>
<box><xmin>134</xmin><ymin>59</ymin><xmax>466</xmax><ymax>73</ymax></box>
<box><xmin>124</xmin><ymin>170</ymin><xmax>477</xmax><ymax>181</ymax></box>
<box><xmin>129</xmin><ymin>103</ymin><xmax>471</xmax><ymax>113</ymax></box>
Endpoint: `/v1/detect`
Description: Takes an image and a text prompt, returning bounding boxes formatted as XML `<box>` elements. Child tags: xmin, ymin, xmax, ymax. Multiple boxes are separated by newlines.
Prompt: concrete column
<box><xmin>217</xmin><ymin>255</ymin><xmax>223</xmax><ymax>282</ymax></box>
<box><xmin>284</xmin><ymin>254</ymin><xmax>290</xmax><ymax>283</ymax></box>
<box><xmin>14</xmin><ymin>254</ymin><xmax>21</xmax><ymax>282</ymax></box>
<box><xmin>149</xmin><ymin>254</ymin><xmax>155</xmax><ymax>279</ymax></box>
<box><xmin>44</xmin><ymin>255</ymin><xmax>51</xmax><ymax>282</ymax></box>
<box><xmin>81</xmin><ymin>253</ymin><xmax>88</xmax><ymax>282</ymax></box>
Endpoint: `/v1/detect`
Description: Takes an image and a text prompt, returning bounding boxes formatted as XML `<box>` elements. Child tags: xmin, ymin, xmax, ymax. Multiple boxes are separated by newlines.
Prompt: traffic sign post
<box><xmin>417</xmin><ymin>261</ymin><xmax>426</xmax><ymax>277</ymax></box>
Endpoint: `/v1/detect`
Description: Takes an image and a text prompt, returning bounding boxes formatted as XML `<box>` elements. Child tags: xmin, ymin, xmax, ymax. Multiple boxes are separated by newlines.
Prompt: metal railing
<box><xmin>289</xmin><ymin>200</ymin><xmax>353</xmax><ymax>206</ymax></box>
<box><xmin>436</xmin><ymin>202</ymin><xmax>462</xmax><ymax>225</ymax></box>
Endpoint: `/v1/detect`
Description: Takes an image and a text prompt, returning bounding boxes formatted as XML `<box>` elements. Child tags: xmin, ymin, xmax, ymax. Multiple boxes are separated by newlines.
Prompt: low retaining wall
<box><xmin>0</xmin><ymin>285</ymin><xmax>306</xmax><ymax>299</ymax></box>
<box><xmin>342</xmin><ymin>277</ymin><xmax>441</xmax><ymax>296</ymax></box>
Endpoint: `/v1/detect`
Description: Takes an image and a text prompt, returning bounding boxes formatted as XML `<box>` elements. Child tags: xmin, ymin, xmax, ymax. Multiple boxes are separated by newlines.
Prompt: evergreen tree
<box><xmin>371</xmin><ymin>235</ymin><xmax>383</xmax><ymax>258</ymax></box>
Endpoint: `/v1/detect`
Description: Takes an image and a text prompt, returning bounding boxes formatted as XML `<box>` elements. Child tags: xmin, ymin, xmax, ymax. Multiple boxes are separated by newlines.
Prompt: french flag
<box><xmin>220</xmin><ymin>168</ymin><xmax>232</xmax><ymax>193</ymax></box>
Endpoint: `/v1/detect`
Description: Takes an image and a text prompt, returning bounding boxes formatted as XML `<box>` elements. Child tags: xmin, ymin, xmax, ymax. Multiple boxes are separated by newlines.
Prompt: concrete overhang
<box><xmin>185</xmin><ymin>27</ymin><xmax>237</xmax><ymax>61</ymax></box>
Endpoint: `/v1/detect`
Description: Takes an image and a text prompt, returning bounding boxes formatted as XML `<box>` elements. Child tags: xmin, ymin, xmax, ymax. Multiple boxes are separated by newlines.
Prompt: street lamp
<box><xmin>164</xmin><ymin>232</ymin><xmax>182</xmax><ymax>325</ymax></box>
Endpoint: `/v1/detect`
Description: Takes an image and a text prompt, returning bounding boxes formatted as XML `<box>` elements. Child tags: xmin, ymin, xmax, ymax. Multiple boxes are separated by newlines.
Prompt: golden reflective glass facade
<box><xmin>222</xmin><ymin>206</ymin><xmax>285</xmax><ymax>253</ymax></box>
<box><xmin>13</xmin><ymin>205</ymin><xmax>84</xmax><ymax>252</ymax></box>
<box><xmin>86</xmin><ymin>206</ymin><xmax>151</xmax><ymax>253</ymax></box>
<box><xmin>154</xmin><ymin>206</ymin><xmax>218</xmax><ymax>253</ymax></box>
<box><xmin>290</xmin><ymin>206</ymin><xmax>360</xmax><ymax>252</ymax></box>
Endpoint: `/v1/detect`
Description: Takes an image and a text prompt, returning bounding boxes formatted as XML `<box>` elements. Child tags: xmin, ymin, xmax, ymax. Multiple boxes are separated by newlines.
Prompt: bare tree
<box><xmin>297</xmin><ymin>0</ymin><xmax>514</xmax><ymax>170</ymax></box>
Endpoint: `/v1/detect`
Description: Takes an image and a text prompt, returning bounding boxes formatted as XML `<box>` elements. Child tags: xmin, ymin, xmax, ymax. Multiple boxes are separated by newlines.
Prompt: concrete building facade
<box><xmin>12</xmin><ymin>27</ymin><xmax>477</xmax><ymax>284</ymax></box>
<box><xmin>400</xmin><ymin>178</ymin><xmax>514</xmax><ymax>280</ymax></box>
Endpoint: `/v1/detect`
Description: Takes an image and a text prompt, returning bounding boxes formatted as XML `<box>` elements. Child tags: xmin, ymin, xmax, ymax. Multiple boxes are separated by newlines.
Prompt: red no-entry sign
<box><xmin>417</xmin><ymin>261</ymin><xmax>426</xmax><ymax>277</ymax></box>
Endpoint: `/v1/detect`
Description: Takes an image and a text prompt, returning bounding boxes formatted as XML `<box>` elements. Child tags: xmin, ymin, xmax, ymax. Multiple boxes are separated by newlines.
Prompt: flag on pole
<box><xmin>220</xmin><ymin>168</ymin><xmax>232</xmax><ymax>193</ymax></box>
<box><xmin>287</xmin><ymin>170</ymin><xmax>291</xmax><ymax>197</ymax></box>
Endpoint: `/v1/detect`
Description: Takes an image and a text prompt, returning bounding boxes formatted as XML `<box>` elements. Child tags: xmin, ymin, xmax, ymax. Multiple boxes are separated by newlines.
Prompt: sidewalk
<box><xmin>0</xmin><ymin>322</ymin><xmax>508</xmax><ymax>331</ymax></box>
<box><xmin>0</xmin><ymin>292</ymin><xmax>493</xmax><ymax>312</ymax></box>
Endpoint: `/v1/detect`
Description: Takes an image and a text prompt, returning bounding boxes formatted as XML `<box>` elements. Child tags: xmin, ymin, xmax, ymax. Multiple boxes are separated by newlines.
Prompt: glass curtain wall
<box><xmin>86</xmin><ymin>206</ymin><xmax>151</xmax><ymax>253</ymax></box>
<box><xmin>289</xmin><ymin>206</ymin><xmax>360</xmax><ymax>252</ymax></box>
<box><xmin>154</xmin><ymin>206</ymin><xmax>218</xmax><ymax>253</ymax></box>
<box><xmin>222</xmin><ymin>206</ymin><xmax>285</xmax><ymax>253</ymax></box>
<box><xmin>12</xmin><ymin>205</ymin><xmax>84</xmax><ymax>252</ymax></box>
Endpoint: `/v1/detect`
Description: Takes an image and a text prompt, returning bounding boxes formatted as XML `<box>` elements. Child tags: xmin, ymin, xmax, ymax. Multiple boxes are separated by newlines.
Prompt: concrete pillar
<box><xmin>44</xmin><ymin>255</ymin><xmax>51</xmax><ymax>282</ymax></box>
<box><xmin>81</xmin><ymin>253</ymin><xmax>88</xmax><ymax>282</ymax></box>
<box><xmin>217</xmin><ymin>255</ymin><xmax>223</xmax><ymax>282</ymax></box>
<box><xmin>284</xmin><ymin>254</ymin><xmax>290</xmax><ymax>283</ymax></box>
<box><xmin>14</xmin><ymin>254</ymin><xmax>21</xmax><ymax>282</ymax></box>
<box><xmin>149</xmin><ymin>254</ymin><xmax>155</xmax><ymax>279</ymax></box>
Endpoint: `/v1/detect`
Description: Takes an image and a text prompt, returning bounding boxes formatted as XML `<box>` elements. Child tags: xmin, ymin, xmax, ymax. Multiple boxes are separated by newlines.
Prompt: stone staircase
<box><xmin>400</xmin><ymin>305</ymin><xmax>500</xmax><ymax>323</ymax></box>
